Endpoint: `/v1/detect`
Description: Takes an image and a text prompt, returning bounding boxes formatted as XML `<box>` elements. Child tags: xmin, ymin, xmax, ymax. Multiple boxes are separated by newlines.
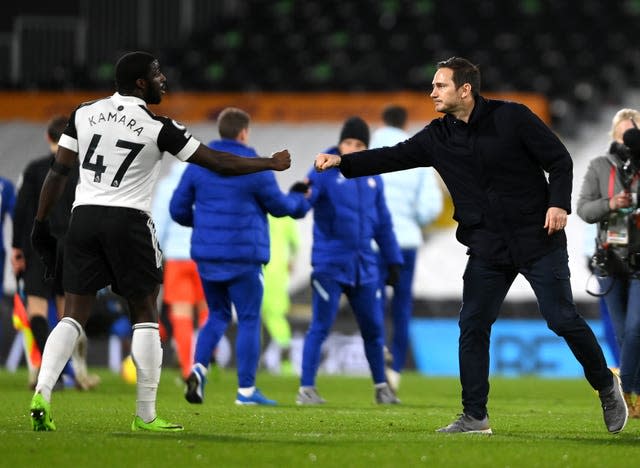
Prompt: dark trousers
<box><xmin>459</xmin><ymin>247</ymin><xmax>613</xmax><ymax>420</ymax></box>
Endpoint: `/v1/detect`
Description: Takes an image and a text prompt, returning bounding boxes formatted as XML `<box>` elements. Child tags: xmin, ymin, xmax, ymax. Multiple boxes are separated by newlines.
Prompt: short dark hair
<box><xmin>382</xmin><ymin>105</ymin><xmax>407</xmax><ymax>129</ymax></box>
<box><xmin>217</xmin><ymin>107</ymin><xmax>250</xmax><ymax>139</ymax></box>
<box><xmin>47</xmin><ymin>115</ymin><xmax>68</xmax><ymax>143</ymax></box>
<box><xmin>114</xmin><ymin>51</ymin><xmax>157</xmax><ymax>93</ymax></box>
<box><xmin>436</xmin><ymin>57</ymin><xmax>481</xmax><ymax>95</ymax></box>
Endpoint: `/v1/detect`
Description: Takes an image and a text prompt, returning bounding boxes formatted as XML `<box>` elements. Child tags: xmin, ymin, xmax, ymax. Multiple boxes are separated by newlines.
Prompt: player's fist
<box><xmin>271</xmin><ymin>150</ymin><xmax>291</xmax><ymax>171</ymax></box>
<box><xmin>314</xmin><ymin>153</ymin><xmax>341</xmax><ymax>171</ymax></box>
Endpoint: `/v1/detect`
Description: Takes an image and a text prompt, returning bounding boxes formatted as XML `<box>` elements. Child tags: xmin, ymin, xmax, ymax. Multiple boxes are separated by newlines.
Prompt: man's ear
<box><xmin>460</xmin><ymin>83</ymin><xmax>472</xmax><ymax>99</ymax></box>
<box><xmin>135</xmin><ymin>77</ymin><xmax>147</xmax><ymax>91</ymax></box>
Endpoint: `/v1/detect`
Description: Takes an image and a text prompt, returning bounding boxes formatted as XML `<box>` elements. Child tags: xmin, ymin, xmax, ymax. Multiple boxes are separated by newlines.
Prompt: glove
<box><xmin>31</xmin><ymin>219</ymin><xmax>57</xmax><ymax>281</ymax></box>
<box><xmin>386</xmin><ymin>264</ymin><xmax>402</xmax><ymax>287</ymax></box>
<box><xmin>289</xmin><ymin>181</ymin><xmax>309</xmax><ymax>193</ymax></box>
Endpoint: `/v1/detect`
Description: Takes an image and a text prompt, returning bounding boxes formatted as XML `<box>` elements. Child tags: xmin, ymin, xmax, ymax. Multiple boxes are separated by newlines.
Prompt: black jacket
<box><xmin>339</xmin><ymin>96</ymin><xmax>572</xmax><ymax>267</ymax></box>
<box><xmin>12</xmin><ymin>154</ymin><xmax>78</xmax><ymax>257</ymax></box>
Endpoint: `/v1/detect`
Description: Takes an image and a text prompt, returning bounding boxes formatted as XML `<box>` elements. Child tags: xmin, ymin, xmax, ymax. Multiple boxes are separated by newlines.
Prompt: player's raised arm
<box><xmin>188</xmin><ymin>144</ymin><xmax>291</xmax><ymax>175</ymax></box>
<box><xmin>314</xmin><ymin>153</ymin><xmax>341</xmax><ymax>171</ymax></box>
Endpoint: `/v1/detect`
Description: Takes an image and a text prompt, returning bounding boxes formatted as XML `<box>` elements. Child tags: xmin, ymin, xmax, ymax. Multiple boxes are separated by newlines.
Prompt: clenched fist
<box><xmin>314</xmin><ymin>153</ymin><xmax>341</xmax><ymax>171</ymax></box>
<box><xmin>270</xmin><ymin>150</ymin><xmax>291</xmax><ymax>171</ymax></box>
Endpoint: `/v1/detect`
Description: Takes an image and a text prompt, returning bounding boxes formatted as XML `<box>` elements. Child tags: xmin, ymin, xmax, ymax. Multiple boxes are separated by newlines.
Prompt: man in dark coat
<box><xmin>314</xmin><ymin>56</ymin><xmax>626</xmax><ymax>435</ymax></box>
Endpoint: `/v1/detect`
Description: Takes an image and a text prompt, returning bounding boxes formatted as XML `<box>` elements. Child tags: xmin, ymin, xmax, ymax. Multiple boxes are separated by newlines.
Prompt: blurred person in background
<box><xmin>582</xmin><ymin>222</ymin><xmax>620</xmax><ymax>372</ymax></box>
<box><xmin>152</xmin><ymin>161</ymin><xmax>208</xmax><ymax>382</ymax></box>
<box><xmin>577</xmin><ymin>108</ymin><xmax>640</xmax><ymax>418</ymax></box>
<box><xmin>0</xmin><ymin>174</ymin><xmax>15</xmax><ymax>296</ymax></box>
<box><xmin>314</xmin><ymin>57</ymin><xmax>625</xmax><ymax>435</ymax></box>
<box><xmin>295</xmin><ymin>116</ymin><xmax>403</xmax><ymax>406</ymax></box>
<box><xmin>261</xmin><ymin>214</ymin><xmax>299</xmax><ymax>375</ymax></box>
<box><xmin>11</xmin><ymin>115</ymin><xmax>98</xmax><ymax>391</ymax></box>
<box><xmin>28</xmin><ymin>51</ymin><xmax>292</xmax><ymax>432</ymax></box>
<box><xmin>370</xmin><ymin>104</ymin><xmax>443</xmax><ymax>393</ymax></box>
<box><xmin>171</xmin><ymin>107</ymin><xmax>309</xmax><ymax>406</ymax></box>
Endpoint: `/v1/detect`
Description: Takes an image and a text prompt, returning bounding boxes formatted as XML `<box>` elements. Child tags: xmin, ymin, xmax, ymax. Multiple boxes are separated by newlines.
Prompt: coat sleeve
<box><xmin>576</xmin><ymin>158</ymin><xmax>612</xmax><ymax>224</ymax></box>
<box><xmin>516</xmin><ymin>105</ymin><xmax>573</xmax><ymax>213</ymax></box>
<box><xmin>340</xmin><ymin>131</ymin><xmax>434</xmax><ymax>178</ymax></box>
<box><xmin>373</xmin><ymin>178</ymin><xmax>403</xmax><ymax>266</ymax></box>
<box><xmin>254</xmin><ymin>172</ymin><xmax>311</xmax><ymax>219</ymax></box>
<box><xmin>169</xmin><ymin>168</ymin><xmax>195</xmax><ymax>227</ymax></box>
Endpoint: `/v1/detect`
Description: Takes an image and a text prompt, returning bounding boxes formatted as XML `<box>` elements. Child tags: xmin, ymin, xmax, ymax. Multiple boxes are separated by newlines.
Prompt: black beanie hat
<box><xmin>339</xmin><ymin>116</ymin><xmax>370</xmax><ymax>147</ymax></box>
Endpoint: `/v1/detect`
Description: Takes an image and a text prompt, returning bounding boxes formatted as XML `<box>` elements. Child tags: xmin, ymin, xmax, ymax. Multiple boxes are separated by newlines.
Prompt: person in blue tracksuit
<box><xmin>0</xmin><ymin>175</ymin><xmax>16</xmax><ymax>296</ymax></box>
<box><xmin>170</xmin><ymin>107</ymin><xmax>310</xmax><ymax>406</ymax></box>
<box><xmin>296</xmin><ymin>116</ymin><xmax>403</xmax><ymax>405</ymax></box>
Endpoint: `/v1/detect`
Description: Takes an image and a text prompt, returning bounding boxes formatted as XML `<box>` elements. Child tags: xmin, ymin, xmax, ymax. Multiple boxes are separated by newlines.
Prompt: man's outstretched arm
<box><xmin>188</xmin><ymin>144</ymin><xmax>291</xmax><ymax>175</ymax></box>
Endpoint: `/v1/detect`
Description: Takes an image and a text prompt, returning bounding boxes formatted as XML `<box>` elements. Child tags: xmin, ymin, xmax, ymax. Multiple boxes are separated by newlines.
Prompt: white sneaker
<box><xmin>296</xmin><ymin>387</ymin><xmax>326</xmax><ymax>405</ymax></box>
<box><xmin>385</xmin><ymin>368</ymin><xmax>401</xmax><ymax>393</ymax></box>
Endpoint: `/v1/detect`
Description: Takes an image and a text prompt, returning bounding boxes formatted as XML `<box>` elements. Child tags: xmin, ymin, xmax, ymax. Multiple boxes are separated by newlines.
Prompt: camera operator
<box><xmin>577</xmin><ymin>108</ymin><xmax>640</xmax><ymax>418</ymax></box>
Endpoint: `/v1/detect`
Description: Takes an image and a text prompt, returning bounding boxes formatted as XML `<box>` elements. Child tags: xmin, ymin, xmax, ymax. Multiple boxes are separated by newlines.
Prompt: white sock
<box><xmin>35</xmin><ymin>317</ymin><xmax>82</xmax><ymax>402</ymax></box>
<box><xmin>71</xmin><ymin>327</ymin><xmax>89</xmax><ymax>380</ymax></box>
<box><xmin>237</xmin><ymin>386</ymin><xmax>256</xmax><ymax>397</ymax></box>
<box><xmin>374</xmin><ymin>382</ymin><xmax>388</xmax><ymax>389</ymax></box>
<box><xmin>131</xmin><ymin>323</ymin><xmax>162</xmax><ymax>423</ymax></box>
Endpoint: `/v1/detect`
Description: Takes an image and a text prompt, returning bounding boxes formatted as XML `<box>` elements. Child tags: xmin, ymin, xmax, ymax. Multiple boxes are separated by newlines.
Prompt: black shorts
<box><xmin>23</xmin><ymin>245</ymin><xmax>64</xmax><ymax>298</ymax></box>
<box><xmin>63</xmin><ymin>205</ymin><xmax>163</xmax><ymax>298</ymax></box>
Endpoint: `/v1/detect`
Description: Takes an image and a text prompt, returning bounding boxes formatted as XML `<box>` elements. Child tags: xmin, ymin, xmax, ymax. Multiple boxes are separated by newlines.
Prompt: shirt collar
<box><xmin>112</xmin><ymin>92</ymin><xmax>147</xmax><ymax>107</ymax></box>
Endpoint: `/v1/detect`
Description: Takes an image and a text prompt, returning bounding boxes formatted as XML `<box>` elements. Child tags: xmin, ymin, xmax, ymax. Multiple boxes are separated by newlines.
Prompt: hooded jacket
<box><xmin>169</xmin><ymin>138</ymin><xmax>309</xmax><ymax>280</ymax></box>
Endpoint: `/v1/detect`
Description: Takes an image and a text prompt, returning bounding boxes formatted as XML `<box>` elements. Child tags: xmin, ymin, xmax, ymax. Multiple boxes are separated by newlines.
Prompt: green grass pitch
<box><xmin>1</xmin><ymin>368</ymin><xmax>639</xmax><ymax>467</ymax></box>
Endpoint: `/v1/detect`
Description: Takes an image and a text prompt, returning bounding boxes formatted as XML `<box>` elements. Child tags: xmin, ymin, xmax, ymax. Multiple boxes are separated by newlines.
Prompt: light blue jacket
<box><xmin>370</xmin><ymin>126</ymin><xmax>443</xmax><ymax>248</ymax></box>
<box><xmin>151</xmin><ymin>162</ymin><xmax>192</xmax><ymax>260</ymax></box>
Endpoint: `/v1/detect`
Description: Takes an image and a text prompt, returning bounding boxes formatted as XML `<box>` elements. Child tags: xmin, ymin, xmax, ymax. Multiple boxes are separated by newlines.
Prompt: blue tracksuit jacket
<box><xmin>305</xmin><ymin>147</ymin><xmax>402</xmax><ymax>285</ymax></box>
<box><xmin>169</xmin><ymin>139</ymin><xmax>310</xmax><ymax>280</ymax></box>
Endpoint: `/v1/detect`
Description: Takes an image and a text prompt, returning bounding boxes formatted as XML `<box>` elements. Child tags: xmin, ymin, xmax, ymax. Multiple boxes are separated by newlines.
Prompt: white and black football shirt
<box><xmin>58</xmin><ymin>92</ymin><xmax>200</xmax><ymax>213</ymax></box>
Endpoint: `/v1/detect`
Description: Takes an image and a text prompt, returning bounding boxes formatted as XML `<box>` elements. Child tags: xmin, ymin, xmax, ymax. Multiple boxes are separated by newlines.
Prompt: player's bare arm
<box><xmin>189</xmin><ymin>144</ymin><xmax>291</xmax><ymax>175</ymax></box>
<box><xmin>314</xmin><ymin>153</ymin><xmax>341</xmax><ymax>171</ymax></box>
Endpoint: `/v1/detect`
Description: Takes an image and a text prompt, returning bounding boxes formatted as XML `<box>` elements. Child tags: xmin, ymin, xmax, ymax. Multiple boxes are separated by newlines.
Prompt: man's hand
<box><xmin>544</xmin><ymin>207</ymin><xmax>568</xmax><ymax>235</ymax></box>
<box><xmin>386</xmin><ymin>264</ymin><xmax>402</xmax><ymax>287</ymax></box>
<box><xmin>270</xmin><ymin>150</ymin><xmax>291</xmax><ymax>171</ymax></box>
<box><xmin>314</xmin><ymin>153</ymin><xmax>341</xmax><ymax>172</ymax></box>
<box><xmin>10</xmin><ymin>248</ymin><xmax>26</xmax><ymax>276</ymax></box>
<box><xmin>31</xmin><ymin>219</ymin><xmax>57</xmax><ymax>280</ymax></box>
<box><xmin>609</xmin><ymin>190</ymin><xmax>632</xmax><ymax>211</ymax></box>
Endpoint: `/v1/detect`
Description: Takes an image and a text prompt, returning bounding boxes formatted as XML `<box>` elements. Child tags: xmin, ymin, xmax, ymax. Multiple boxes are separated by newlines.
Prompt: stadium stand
<box><xmin>1</xmin><ymin>1</ymin><xmax>640</xmax><ymax>135</ymax></box>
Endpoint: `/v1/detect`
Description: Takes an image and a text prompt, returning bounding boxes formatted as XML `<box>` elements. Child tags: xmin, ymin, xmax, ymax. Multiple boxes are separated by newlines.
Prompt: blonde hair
<box><xmin>610</xmin><ymin>108</ymin><xmax>640</xmax><ymax>140</ymax></box>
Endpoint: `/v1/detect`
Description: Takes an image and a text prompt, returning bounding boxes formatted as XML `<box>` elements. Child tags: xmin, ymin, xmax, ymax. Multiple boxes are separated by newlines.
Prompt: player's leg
<box><xmin>31</xmin><ymin>293</ymin><xmax>94</xmax><ymax>431</ymax></box>
<box><xmin>127</xmin><ymin>287</ymin><xmax>181</xmax><ymax>431</ymax></box>
<box><xmin>230</xmin><ymin>268</ymin><xmax>275</xmax><ymax>405</ymax></box>
<box><xmin>261</xmin><ymin>271</ymin><xmax>293</xmax><ymax>374</ymax></box>
<box><xmin>348</xmin><ymin>282</ymin><xmax>399</xmax><ymax>404</ymax></box>
<box><xmin>297</xmin><ymin>274</ymin><xmax>341</xmax><ymax>404</ymax></box>
<box><xmin>164</xmin><ymin>260</ymin><xmax>198</xmax><ymax>380</ymax></box>
<box><xmin>102</xmin><ymin>207</ymin><xmax>182</xmax><ymax>432</ymax></box>
<box><xmin>186</xmin><ymin>279</ymin><xmax>232</xmax><ymax>403</ymax></box>
<box><xmin>388</xmin><ymin>249</ymin><xmax>417</xmax><ymax>379</ymax></box>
